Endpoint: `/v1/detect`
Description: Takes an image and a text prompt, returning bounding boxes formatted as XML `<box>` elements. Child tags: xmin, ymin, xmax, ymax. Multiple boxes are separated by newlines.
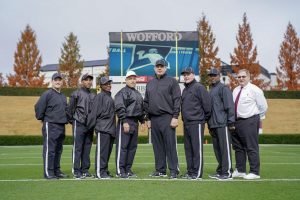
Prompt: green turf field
<box><xmin>0</xmin><ymin>144</ymin><xmax>300</xmax><ymax>200</ymax></box>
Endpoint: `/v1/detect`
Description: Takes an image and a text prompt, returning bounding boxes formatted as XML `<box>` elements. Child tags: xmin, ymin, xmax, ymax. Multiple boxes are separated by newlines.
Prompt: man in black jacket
<box><xmin>87</xmin><ymin>76</ymin><xmax>115</xmax><ymax>179</ymax></box>
<box><xmin>67</xmin><ymin>73</ymin><xmax>95</xmax><ymax>179</ymax></box>
<box><xmin>181</xmin><ymin>67</ymin><xmax>211</xmax><ymax>180</ymax></box>
<box><xmin>34</xmin><ymin>73</ymin><xmax>68</xmax><ymax>179</ymax></box>
<box><xmin>207</xmin><ymin>68</ymin><xmax>235</xmax><ymax>180</ymax></box>
<box><xmin>144</xmin><ymin>59</ymin><xmax>181</xmax><ymax>179</ymax></box>
<box><xmin>115</xmin><ymin>70</ymin><xmax>145</xmax><ymax>179</ymax></box>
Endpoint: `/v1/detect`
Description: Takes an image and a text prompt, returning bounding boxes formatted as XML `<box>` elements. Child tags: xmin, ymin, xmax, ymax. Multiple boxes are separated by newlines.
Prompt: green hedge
<box><xmin>264</xmin><ymin>91</ymin><xmax>300</xmax><ymax>99</ymax></box>
<box><xmin>0</xmin><ymin>87</ymin><xmax>299</xmax><ymax>99</ymax></box>
<box><xmin>0</xmin><ymin>87</ymin><xmax>97</xmax><ymax>97</ymax></box>
<box><xmin>0</xmin><ymin>134</ymin><xmax>299</xmax><ymax>145</ymax></box>
<box><xmin>0</xmin><ymin>136</ymin><xmax>73</xmax><ymax>146</ymax></box>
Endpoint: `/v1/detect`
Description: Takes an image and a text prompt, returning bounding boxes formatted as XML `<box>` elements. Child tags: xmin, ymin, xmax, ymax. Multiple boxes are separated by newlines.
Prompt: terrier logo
<box><xmin>127</xmin><ymin>45</ymin><xmax>171</xmax><ymax>73</ymax></box>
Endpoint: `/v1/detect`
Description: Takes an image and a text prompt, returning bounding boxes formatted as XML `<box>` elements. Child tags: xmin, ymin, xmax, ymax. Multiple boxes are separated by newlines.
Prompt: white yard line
<box><xmin>2</xmin><ymin>155</ymin><xmax>297</xmax><ymax>159</ymax></box>
<box><xmin>0</xmin><ymin>155</ymin><xmax>217</xmax><ymax>159</ymax></box>
<box><xmin>0</xmin><ymin>178</ymin><xmax>300</xmax><ymax>182</ymax></box>
<box><xmin>1</xmin><ymin>144</ymin><xmax>299</xmax><ymax>148</ymax></box>
<box><xmin>1</xmin><ymin>162</ymin><xmax>300</xmax><ymax>166</ymax></box>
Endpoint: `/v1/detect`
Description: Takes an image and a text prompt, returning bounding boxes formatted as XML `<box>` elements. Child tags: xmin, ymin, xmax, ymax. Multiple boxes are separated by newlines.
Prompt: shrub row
<box><xmin>0</xmin><ymin>87</ymin><xmax>300</xmax><ymax>99</ymax></box>
<box><xmin>0</xmin><ymin>87</ymin><xmax>96</xmax><ymax>97</ymax></box>
<box><xmin>1</xmin><ymin>134</ymin><xmax>299</xmax><ymax>145</ymax></box>
<box><xmin>264</xmin><ymin>91</ymin><xmax>300</xmax><ymax>99</ymax></box>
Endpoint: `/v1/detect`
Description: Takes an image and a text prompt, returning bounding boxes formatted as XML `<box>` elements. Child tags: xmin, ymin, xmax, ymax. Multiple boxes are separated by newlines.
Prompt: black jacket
<box><xmin>87</xmin><ymin>91</ymin><xmax>116</xmax><ymax>136</ymax></box>
<box><xmin>144</xmin><ymin>74</ymin><xmax>181</xmax><ymax>119</ymax></box>
<box><xmin>115</xmin><ymin>85</ymin><xmax>144</xmax><ymax>123</ymax></box>
<box><xmin>181</xmin><ymin>79</ymin><xmax>211</xmax><ymax>125</ymax></box>
<box><xmin>34</xmin><ymin>88</ymin><xmax>68</xmax><ymax>124</ymax></box>
<box><xmin>67</xmin><ymin>87</ymin><xmax>95</xmax><ymax>125</ymax></box>
<box><xmin>208</xmin><ymin>81</ymin><xmax>235</xmax><ymax>128</ymax></box>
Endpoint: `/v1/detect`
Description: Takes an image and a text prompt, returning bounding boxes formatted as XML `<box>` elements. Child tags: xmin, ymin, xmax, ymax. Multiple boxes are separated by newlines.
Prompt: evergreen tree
<box><xmin>276</xmin><ymin>22</ymin><xmax>300</xmax><ymax>90</ymax></box>
<box><xmin>59</xmin><ymin>32</ymin><xmax>83</xmax><ymax>88</ymax></box>
<box><xmin>197</xmin><ymin>14</ymin><xmax>221</xmax><ymax>87</ymax></box>
<box><xmin>7</xmin><ymin>25</ymin><xmax>46</xmax><ymax>87</ymax></box>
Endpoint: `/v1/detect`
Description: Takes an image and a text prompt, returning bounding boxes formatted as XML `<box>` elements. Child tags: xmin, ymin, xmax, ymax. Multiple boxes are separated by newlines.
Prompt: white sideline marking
<box><xmin>0</xmin><ymin>178</ymin><xmax>300</xmax><ymax>182</ymax></box>
<box><xmin>1</xmin><ymin>162</ymin><xmax>300</xmax><ymax>166</ymax></box>
<box><xmin>1</xmin><ymin>144</ymin><xmax>300</xmax><ymax>148</ymax></box>
<box><xmin>0</xmin><ymin>155</ymin><xmax>217</xmax><ymax>159</ymax></box>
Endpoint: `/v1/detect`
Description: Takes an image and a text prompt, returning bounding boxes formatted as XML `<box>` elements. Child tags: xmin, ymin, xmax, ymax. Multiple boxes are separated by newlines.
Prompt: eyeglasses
<box><xmin>237</xmin><ymin>76</ymin><xmax>247</xmax><ymax>79</ymax></box>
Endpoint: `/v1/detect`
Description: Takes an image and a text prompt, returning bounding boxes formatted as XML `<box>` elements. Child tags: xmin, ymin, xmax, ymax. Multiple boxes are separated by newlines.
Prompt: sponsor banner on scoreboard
<box><xmin>109</xmin><ymin>30</ymin><xmax>199</xmax><ymax>78</ymax></box>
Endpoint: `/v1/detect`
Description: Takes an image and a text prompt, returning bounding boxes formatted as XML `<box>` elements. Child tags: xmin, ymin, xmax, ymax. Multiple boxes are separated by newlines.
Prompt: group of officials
<box><xmin>35</xmin><ymin>59</ymin><xmax>268</xmax><ymax>181</ymax></box>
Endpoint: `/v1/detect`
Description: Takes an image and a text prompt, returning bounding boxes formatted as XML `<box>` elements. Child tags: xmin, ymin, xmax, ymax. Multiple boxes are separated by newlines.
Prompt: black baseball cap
<box><xmin>81</xmin><ymin>73</ymin><xmax>93</xmax><ymax>81</ymax></box>
<box><xmin>52</xmin><ymin>73</ymin><xmax>63</xmax><ymax>80</ymax></box>
<box><xmin>208</xmin><ymin>68</ymin><xmax>220</xmax><ymax>76</ymax></box>
<box><xmin>99</xmin><ymin>76</ymin><xmax>112</xmax><ymax>85</ymax></box>
<box><xmin>155</xmin><ymin>59</ymin><xmax>167</xmax><ymax>66</ymax></box>
<box><xmin>181</xmin><ymin>67</ymin><xmax>194</xmax><ymax>75</ymax></box>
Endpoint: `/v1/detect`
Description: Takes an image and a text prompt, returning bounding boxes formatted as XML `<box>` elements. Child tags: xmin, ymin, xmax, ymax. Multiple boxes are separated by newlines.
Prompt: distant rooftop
<box><xmin>41</xmin><ymin>59</ymin><xmax>108</xmax><ymax>72</ymax></box>
<box><xmin>220</xmin><ymin>61</ymin><xmax>270</xmax><ymax>78</ymax></box>
<box><xmin>220</xmin><ymin>61</ymin><xmax>234</xmax><ymax>75</ymax></box>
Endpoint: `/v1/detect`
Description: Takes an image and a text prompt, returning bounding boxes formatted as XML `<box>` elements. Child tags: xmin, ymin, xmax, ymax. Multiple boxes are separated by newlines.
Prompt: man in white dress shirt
<box><xmin>232</xmin><ymin>69</ymin><xmax>268</xmax><ymax>180</ymax></box>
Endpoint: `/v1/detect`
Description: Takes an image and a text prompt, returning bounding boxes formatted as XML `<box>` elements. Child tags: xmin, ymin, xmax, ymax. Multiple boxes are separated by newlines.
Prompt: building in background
<box><xmin>40</xmin><ymin>60</ymin><xmax>107</xmax><ymax>88</ymax></box>
<box><xmin>219</xmin><ymin>61</ymin><xmax>273</xmax><ymax>89</ymax></box>
<box><xmin>269</xmin><ymin>72</ymin><xmax>278</xmax><ymax>88</ymax></box>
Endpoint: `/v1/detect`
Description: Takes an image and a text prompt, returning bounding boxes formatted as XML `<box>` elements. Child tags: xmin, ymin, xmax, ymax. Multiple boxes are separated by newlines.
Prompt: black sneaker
<box><xmin>180</xmin><ymin>172</ymin><xmax>190</xmax><ymax>179</ymax></box>
<box><xmin>208</xmin><ymin>173</ymin><xmax>220</xmax><ymax>179</ymax></box>
<box><xmin>97</xmin><ymin>173</ymin><xmax>111</xmax><ymax>180</ymax></box>
<box><xmin>188</xmin><ymin>175</ymin><xmax>202</xmax><ymax>180</ymax></box>
<box><xmin>149</xmin><ymin>171</ymin><xmax>167</xmax><ymax>177</ymax></box>
<box><xmin>170</xmin><ymin>173</ymin><xmax>178</xmax><ymax>179</ymax></box>
<box><xmin>82</xmin><ymin>172</ymin><xmax>94</xmax><ymax>179</ymax></box>
<box><xmin>216</xmin><ymin>174</ymin><xmax>233</xmax><ymax>181</ymax></box>
<box><xmin>45</xmin><ymin>175</ymin><xmax>58</xmax><ymax>180</ymax></box>
<box><xmin>127</xmin><ymin>170</ymin><xmax>137</xmax><ymax>178</ymax></box>
<box><xmin>118</xmin><ymin>173</ymin><xmax>129</xmax><ymax>179</ymax></box>
<box><xmin>55</xmin><ymin>171</ymin><xmax>68</xmax><ymax>178</ymax></box>
<box><xmin>73</xmin><ymin>174</ymin><xmax>83</xmax><ymax>179</ymax></box>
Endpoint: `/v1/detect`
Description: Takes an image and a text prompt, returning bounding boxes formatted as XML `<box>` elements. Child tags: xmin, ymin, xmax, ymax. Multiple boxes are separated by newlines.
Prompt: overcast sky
<box><xmin>0</xmin><ymin>0</ymin><xmax>299</xmax><ymax>76</ymax></box>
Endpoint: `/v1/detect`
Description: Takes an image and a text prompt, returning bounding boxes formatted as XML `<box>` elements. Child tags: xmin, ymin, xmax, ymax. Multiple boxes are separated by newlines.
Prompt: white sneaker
<box><xmin>243</xmin><ymin>173</ymin><xmax>260</xmax><ymax>180</ymax></box>
<box><xmin>232</xmin><ymin>169</ymin><xmax>246</xmax><ymax>178</ymax></box>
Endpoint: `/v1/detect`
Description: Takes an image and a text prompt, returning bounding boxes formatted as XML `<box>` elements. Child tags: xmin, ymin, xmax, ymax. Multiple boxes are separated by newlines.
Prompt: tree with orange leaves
<box><xmin>229</xmin><ymin>13</ymin><xmax>266</xmax><ymax>89</ymax></box>
<box><xmin>7</xmin><ymin>25</ymin><xmax>47</xmax><ymax>87</ymax></box>
<box><xmin>197</xmin><ymin>14</ymin><xmax>221</xmax><ymax>87</ymax></box>
<box><xmin>276</xmin><ymin>22</ymin><xmax>300</xmax><ymax>90</ymax></box>
<box><xmin>59</xmin><ymin>32</ymin><xmax>83</xmax><ymax>88</ymax></box>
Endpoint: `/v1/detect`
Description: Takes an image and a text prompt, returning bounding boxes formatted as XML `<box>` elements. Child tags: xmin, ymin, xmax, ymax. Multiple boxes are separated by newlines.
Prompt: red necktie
<box><xmin>234</xmin><ymin>87</ymin><xmax>243</xmax><ymax>118</ymax></box>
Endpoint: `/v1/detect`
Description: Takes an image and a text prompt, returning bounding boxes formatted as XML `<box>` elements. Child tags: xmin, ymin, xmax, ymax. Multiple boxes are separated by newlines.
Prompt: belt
<box><xmin>236</xmin><ymin>114</ymin><xmax>259</xmax><ymax>121</ymax></box>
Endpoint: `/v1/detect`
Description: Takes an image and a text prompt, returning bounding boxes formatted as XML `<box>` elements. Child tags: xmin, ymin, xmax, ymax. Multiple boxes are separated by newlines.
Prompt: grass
<box><xmin>0</xmin><ymin>144</ymin><xmax>300</xmax><ymax>200</ymax></box>
<box><xmin>0</xmin><ymin>96</ymin><xmax>300</xmax><ymax>135</ymax></box>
